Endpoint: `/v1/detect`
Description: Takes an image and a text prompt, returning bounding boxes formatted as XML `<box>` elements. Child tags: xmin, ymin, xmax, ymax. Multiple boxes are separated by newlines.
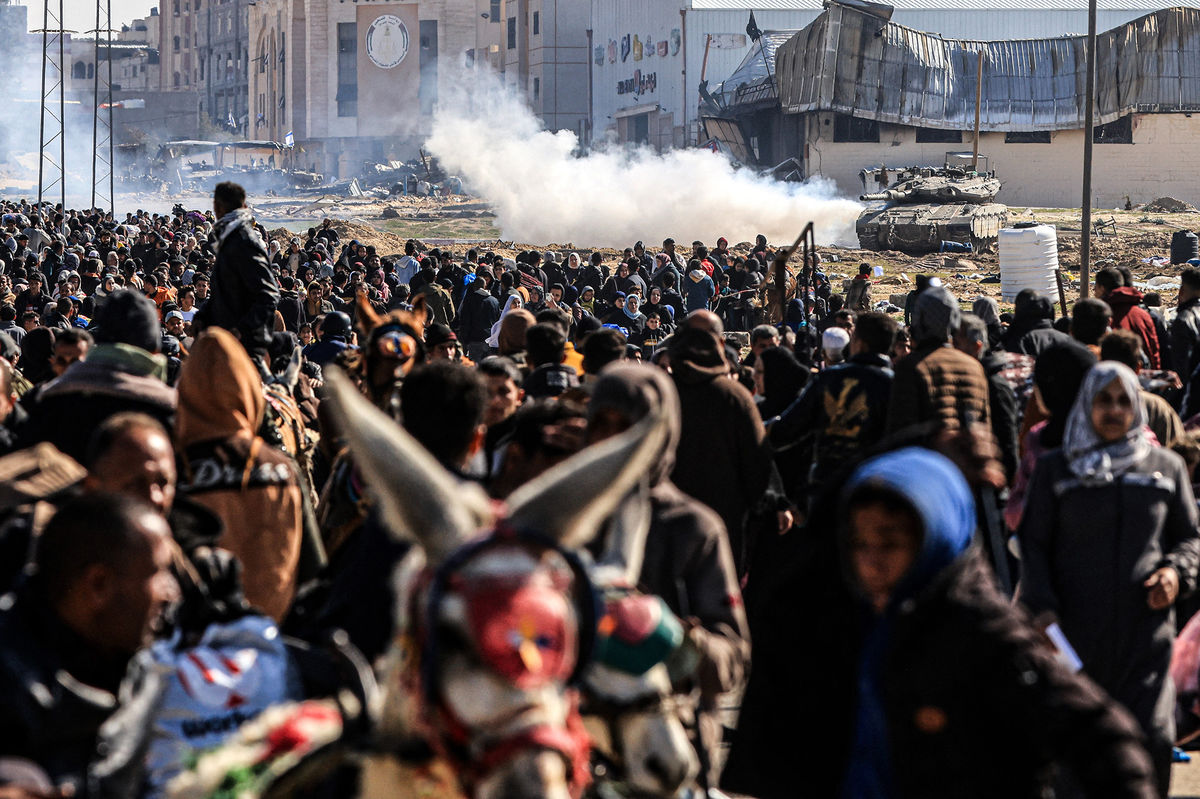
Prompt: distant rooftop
<box><xmin>689</xmin><ymin>0</ymin><xmax>1200</xmax><ymax>8</ymax></box>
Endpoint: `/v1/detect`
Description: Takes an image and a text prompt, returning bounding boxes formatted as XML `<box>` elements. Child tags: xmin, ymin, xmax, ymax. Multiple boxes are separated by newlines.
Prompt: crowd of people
<box><xmin>1</xmin><ymin>179</ymin><xmax>1199</xmax><ymax>799</ymax></box>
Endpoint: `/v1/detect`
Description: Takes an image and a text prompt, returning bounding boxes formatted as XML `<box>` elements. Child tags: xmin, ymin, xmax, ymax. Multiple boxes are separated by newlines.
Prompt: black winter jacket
<box><xmin>196</xmin><ymin>223</ymin><xmax>278</xmax><ymax>349</ymax></box>
<box><xmin>0</xmin><ymin>586</ymin><xmax>131</xmax><ymax>795</ymax></box>
<box><xmin>458</xmin><ymin>287</ymin><xmax>500</xmax><ymax>345</ymax></box>
<box><xmin>768</xmin><ymin>352</ymin><xmax>893</xmax><ymax>487</ymax></box>
<box><xmin>723</xmin><ymin>549</ymin><xmax>1158</xmax><ymax>799</ymax></box>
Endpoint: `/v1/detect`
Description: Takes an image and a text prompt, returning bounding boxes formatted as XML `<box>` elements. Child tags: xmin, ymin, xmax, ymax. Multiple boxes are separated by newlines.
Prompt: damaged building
<box><xmin>703</xmin><ymin>0</ymin><xmax>1200</xmax><ymax>208</ymax></box>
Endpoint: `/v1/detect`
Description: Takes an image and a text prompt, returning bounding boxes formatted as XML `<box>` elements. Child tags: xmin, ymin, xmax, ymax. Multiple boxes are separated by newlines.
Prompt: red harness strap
<box><xmin>464</xmin><ymin>696</ymin><xmax>593</xmax><ymax>799</ymax></box>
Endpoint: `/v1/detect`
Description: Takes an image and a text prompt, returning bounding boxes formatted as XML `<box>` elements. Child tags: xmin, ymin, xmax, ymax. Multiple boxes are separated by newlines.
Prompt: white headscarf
<box><xmin>1062</xmin><ymin>361</ymin><xmax>1153</xmax><ymax>484</ymax></box>
<box><xmin>486</xmin><ymin>293</ymin><xmax>523</xmax><ymax>348</ymax></box>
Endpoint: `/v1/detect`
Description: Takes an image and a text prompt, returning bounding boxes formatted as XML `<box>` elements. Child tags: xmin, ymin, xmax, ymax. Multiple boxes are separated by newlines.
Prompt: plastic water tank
<box><xmin>999</xmin><ymin>224</ymin><xmax>1059</xmax><ymax>303</ymax></box>
<box><xmin>1171</xmin><ymin>230</ymin><xmax>1199</xmax><ymax>264</ymax></box>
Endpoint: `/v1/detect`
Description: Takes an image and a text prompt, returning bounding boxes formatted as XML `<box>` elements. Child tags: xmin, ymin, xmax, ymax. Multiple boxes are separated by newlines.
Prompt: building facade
<box><xmin>116</xmin><ymin>10</ymin><xmax>162</xmax><ymax>93</ymax></box>
<box><xmin>702</xmin><ymin>2</ymin><xmax>1200</xmax><ymax>209</ymax></box>
<box><xmin>500</xmin><ymin>0</ymin><xmax>590</xmax><ymax>140</ymax></box>
<box><xmin>160</xmin><ymin>0</ymin><xmax>251</xmax><ymax>134</ymax></box>
<box><xmin>159</xmin><ymin>0</ymin><xmax>199</xmax><ymax>93</ymax></box>
<box><xmin>590</xmin><ymin>0</ymin><xmax>1200</xmax><ymax>148</ymax></box>
<box><xmin>198</xmin><ymin>0</ymin><xmax>251</xmax><ymax>132</ymax></box>
<box><xmin>247</xmin><ymin>0</ymin><xmax>586</xmax><ymax>178</ymax></box>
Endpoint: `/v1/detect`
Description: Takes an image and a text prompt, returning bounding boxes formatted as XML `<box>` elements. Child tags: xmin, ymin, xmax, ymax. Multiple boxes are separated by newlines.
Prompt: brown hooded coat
<box><xmin>590</xmin><ymin>364</ymin><xmax>750</xmax><ymax>787</ymax></box>
<box><xmin>667</xmin><ymin>326</ymin><xmax>771</xmax><ymax>572</ymax></box>
<box><xmin>175</xmin><ymin>328</ymin><xmax>305</xmax><ymax>621</ymax></box>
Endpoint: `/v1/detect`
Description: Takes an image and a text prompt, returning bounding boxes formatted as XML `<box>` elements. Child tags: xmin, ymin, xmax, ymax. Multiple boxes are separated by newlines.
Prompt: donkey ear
<box><xmin>279</xmin><ymin>345</ymin><xmax>302</xmax><ymax>392</ymax></box>
<box><xmin>592</xmin><ymin>480</ymin><xmax>653</xmax><ymax>587</ymax></box>
<box><xmin>408</xmin><ymin>294</ymin><xmax>429</xmax><ymax>335</ymax></box>
<box><xmin>506</xmin><ymin>412</ymin><xmax>668</xmax><ymax>551</ymax></box>
<box><xmin>324</xmin><ymin>369</ymin><xmax>492</xmax><ymax>563</ymax></box>
<box><xmin>356</xmin><ymin>290</ymin><xmax>382</xmax><ymax>335</ymax></box>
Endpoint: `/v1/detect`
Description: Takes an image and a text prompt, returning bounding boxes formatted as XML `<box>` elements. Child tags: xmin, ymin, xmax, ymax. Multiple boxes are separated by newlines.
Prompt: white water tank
<box><xmin>999</xmin><ymin>225</ymin><xmax>1060</xmax><ymax>303</ymax></box>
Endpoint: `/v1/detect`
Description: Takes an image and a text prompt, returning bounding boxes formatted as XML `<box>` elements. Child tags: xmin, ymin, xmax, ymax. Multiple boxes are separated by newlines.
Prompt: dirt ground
<box><xmin>819</xmin><ymin>205</ymin><xmax>1200</xmax><ymax>314</ymax></box>
<box><xmin>256</xmin><ymin>192</ymin><xmax>1200</xmax><ymax>314</ymax></box>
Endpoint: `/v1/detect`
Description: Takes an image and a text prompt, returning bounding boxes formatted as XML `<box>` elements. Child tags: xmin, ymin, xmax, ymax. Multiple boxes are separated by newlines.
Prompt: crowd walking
<box><xmin>1</xmin><ymin>183</ymin><xmax>1199</xmax><ymax>799</ymax></box>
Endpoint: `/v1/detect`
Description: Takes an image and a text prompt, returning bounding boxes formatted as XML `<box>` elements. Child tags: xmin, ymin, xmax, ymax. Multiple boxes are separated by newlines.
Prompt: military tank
<box><xmin>855</xmin><ymin>164</ymin><xmax>1008</xmax><ymax>254</ymax></box>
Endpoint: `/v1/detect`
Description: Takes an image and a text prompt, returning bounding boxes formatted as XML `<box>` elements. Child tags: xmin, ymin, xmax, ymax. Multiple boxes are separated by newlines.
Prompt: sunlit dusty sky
<box><xmin>21</xmin><ymin>0</ymin><xmax>156</xmax><ymax>36</ymax></box>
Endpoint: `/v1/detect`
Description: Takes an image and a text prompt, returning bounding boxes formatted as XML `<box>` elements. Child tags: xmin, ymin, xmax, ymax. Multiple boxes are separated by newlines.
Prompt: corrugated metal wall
<box><xmin>779</xmin><ymin>3</ymin><xmax>1200</xmax><ymax>130</ymax></box>
<box><xmin>591</xmin><ymin>0</ymin><xmax>1200</xmax><ymax>144</ymax></box>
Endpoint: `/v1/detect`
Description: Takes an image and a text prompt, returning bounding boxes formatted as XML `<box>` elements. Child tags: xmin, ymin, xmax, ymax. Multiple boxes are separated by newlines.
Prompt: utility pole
<box><xmin>91</xmin><ymin>0</ymin><xmax>116</xmax><ymax>215</ymax></box>
<box><xmin>1080</xmin><ymin>0</ymin><xmax>1097</xmax><ymax>297</ymax></box>
<box><xmin>971</xmin><ymin>51</ymin><xmax>983</xmax><ymax>171</ymax></box>
<box><xmin>36</xmin><ymin>0</ymin><xmax>68</xmax><ymax>210</ymax></box>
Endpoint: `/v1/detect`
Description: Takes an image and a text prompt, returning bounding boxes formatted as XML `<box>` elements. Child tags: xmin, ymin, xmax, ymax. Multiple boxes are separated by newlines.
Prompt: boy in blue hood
<box><xmin>725</xmin><ymin>446</ymin><xmax>1157</xmax><ymax>799</ymax></box>
<box><xmin>840</xmin><ymin>447</ymin><xmax>1155</xmax><ymax>799</ymax></box>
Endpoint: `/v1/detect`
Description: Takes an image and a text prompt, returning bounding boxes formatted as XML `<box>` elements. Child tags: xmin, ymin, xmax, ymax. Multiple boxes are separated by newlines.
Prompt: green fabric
<box><xmin>88</xmin><ymin>342</ymin><xmax>169</xmax><ymax>382</ymax></box>
<box><xmin>593</xmin><ymin>595</ymin><xmax>684</xmax><ymax>676</ymax></box>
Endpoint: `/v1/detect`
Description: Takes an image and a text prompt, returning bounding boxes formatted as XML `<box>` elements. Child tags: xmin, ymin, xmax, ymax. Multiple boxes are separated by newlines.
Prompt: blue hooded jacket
<box><xmin>840</xmin><ymin>447</ymin><xmax>976</xmax><ymax>799</ymax></box>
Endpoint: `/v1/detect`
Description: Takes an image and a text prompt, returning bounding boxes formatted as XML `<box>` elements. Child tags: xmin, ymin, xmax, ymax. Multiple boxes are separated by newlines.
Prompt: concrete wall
<box><xmin>800</xmin><ymin>111</ymin><xmax>1200</xmax><ymax>209</ymax></box>
<box><xmin>530</xmin><ymin>0</ymin><xmax>589</xmax><ymax>137</ymax></box>
<box><xmin>589</xmin><ymin>0</ymin><xmax>688</xmax><ymax>147</ymax></box>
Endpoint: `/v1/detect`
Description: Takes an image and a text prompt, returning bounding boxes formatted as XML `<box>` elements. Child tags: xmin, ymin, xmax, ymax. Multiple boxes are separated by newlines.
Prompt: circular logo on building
<box><xmin>366</xmin><ymin>14</ymin><xmax>410</xmax><ymax>69</ymax></box>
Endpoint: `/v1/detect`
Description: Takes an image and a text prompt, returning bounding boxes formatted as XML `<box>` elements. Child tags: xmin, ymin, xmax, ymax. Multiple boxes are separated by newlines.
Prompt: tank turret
<box><xmin>855</xmin><ymin>164</ymin><xmax>1007</xmax><ymax>253</ymax></box>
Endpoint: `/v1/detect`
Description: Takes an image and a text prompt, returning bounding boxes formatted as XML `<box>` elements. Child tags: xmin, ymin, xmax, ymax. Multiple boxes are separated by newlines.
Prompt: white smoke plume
<box><xmin>426</xmin><ymin>70</ymin><xmax>862</xmax><ymax>248</ymax></box>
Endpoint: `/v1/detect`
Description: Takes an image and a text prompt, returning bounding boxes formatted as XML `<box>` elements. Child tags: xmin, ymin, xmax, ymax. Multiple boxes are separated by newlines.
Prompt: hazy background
<box><xmin>20</xmin><ymin>0</ymin><xmax>152</xmax><ymax>34</ymax></box>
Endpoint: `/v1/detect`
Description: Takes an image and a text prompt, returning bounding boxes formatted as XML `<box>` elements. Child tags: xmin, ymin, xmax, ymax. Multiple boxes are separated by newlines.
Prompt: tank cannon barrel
<box><xmin>859</xmin><ymin>188</ymin><xmax>913</xmax><ymax>202</ymax></box>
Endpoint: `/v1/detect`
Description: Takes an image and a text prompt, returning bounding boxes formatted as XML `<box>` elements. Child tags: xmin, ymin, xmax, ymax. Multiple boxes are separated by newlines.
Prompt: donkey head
<box><xmin>579</xmin><ymin>496</ymin><xmax>701</xmax><ymax>797</ymax></box>
<box><xmin>326</xmin><ymin>370</ymin><xmax>670</xmax><ymax>798</ymax></box>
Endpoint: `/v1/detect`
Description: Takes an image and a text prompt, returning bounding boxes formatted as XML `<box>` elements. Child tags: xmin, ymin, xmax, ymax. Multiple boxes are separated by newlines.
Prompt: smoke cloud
<box><xmin>425</xmin><ymin>70</ymin><xmax>862</xmax><ymax>248</ymax></box>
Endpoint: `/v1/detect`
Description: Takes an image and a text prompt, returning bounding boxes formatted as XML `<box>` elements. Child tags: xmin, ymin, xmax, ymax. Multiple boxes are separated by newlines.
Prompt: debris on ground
<box><xmin>245</xmin><ymin>197</ymin><xmax>1200</xmax><ymax>313</ymax></box>
<box><xmin>1143</xmin><ymin>197</ymin><xmax>1198</xmax><ymax>213</ymax></box>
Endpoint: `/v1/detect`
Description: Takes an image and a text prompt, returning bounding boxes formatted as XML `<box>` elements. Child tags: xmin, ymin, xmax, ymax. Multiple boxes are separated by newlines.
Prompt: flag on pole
<box><xmin>746</xmin><ymin>10</ymin><xmax>763</xmax><ymax>42</ymax></box>
<box><xmin>284</xmin><ymin>131</ymin><xmax>295</xmax><ymax>148</ymax></box>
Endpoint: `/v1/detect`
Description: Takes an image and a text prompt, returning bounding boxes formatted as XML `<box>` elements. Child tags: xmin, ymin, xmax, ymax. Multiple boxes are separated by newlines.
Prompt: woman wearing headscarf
<box><xmin>753</xmin><ymin>346</ymin><xmax>809</xmax><ymax>420</ymax></box>
<box><xmin>601</xmin><ymin>260</ymin><xmax>640</xmax><ymax>305</ymax></box>
<box><xmin>496</xmin><ymin>308</ymin><xmax>535</xmax><ymax>372</ymax></box>
<box><xmin>642</xmin><ymin>285</ymin><xmax>665</xmax><ymax>321</ymax></box>
<box><xmin>1018</xmin><ymin>361</ymin><xmax>1200</xmax><ymax>794</ymax></box>
<box><xmin>972</xmin><ymin>296</ymin><xmax>1004</xmax><ymax>350</ymax></box>
<box><xmin>368</xmin><ymin>269</ymin><xmax>390</xmax><ymax>304</ymax></box>
<box><xmin>485</xmin><ymin>292</ymin><xmax>523</xmax><ymax>349</ymax></box>
<box><xmin>620</xmin><ymin>293</ymin><xmax>648</xmax><ymax>337</ymax></box>
<box><xmin>563</xmin><ymin>251</ymin><xmax>583</xmax><ymax>287</ymax></box>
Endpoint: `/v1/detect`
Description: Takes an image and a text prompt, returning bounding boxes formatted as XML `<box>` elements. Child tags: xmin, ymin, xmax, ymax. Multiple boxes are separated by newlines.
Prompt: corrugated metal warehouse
<box><xmin>589</xmin><ymin>0</ymin><xmax>1200</xmax><ymax>147</ymax></box>
<box><xmin>703</xmin><ymin>1</ymin><xmax>1200</xmax><ymax>207</ymax></box>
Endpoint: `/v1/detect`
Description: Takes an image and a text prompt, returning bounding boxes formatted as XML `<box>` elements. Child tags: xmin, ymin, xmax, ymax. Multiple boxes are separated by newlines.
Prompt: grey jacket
<box><xmin>1017</xmin><ymin>446</ymin><xmax>1200</xmax><ymax>785</ymax></box>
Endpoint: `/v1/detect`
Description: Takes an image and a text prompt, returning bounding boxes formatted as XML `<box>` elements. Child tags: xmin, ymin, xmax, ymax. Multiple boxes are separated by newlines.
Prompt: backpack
<box><xmin>846</xmin><ymin>278</ymin><xmax>872</xmax><ymax>312</ymax></box>
<box><xmin>93</xmin><ymin>615</ymin><xmax>303</xmax><ymax>798</ymax></box>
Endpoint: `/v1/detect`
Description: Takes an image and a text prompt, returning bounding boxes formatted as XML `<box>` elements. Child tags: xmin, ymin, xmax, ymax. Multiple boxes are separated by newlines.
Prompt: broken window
<box><xmin>336</xmin><ymin>22</ymin><xmax>357</xmax><ymax>117</ymax></box>
<box><xmin>1094</xmin><ymin>116</ymin><xmax>1133</xmax><ymax>144</ymax></box>
<box><xmin>833</xmin><ymin>114</ymin><xmax>879</xmax><ymax>143</ymax></box>
<box><xmin>508</xmin><ymin>17</ymin><xmax>516</xmax><ymax>49</ymax></box>
<box><xmin>1005</xmin><ymin>130</ymin><xmax>1052</xmax><ymax>143</ymax></box>
<box><xmin>915</xmin><ymin>127</ymin><xmax>962</xmax><ymax>143</ymax></box>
